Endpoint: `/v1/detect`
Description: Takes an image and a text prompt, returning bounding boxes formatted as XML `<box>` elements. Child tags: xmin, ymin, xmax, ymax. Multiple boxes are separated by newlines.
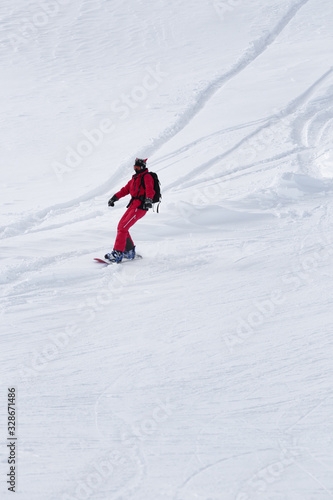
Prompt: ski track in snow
<box><xmin>166</xmin><ymin>67</ymin><xmax>333</xmax><ymax>191</ymax></box>
<box><xmin>0</xmin><ymin>0</ymin><xmax>312</xmax><ymax>241</ymax></box>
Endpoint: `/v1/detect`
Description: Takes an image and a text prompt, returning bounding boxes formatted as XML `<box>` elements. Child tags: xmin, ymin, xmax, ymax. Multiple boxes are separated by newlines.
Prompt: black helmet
<box><xmin>134</xmin><ymin>158</ymin><xmax>147</xmax><ymax>170</ymax></box>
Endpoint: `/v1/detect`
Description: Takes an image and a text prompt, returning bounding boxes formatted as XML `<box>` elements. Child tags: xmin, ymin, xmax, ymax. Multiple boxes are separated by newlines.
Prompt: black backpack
<box><xmin>142</xmin><ymin>172</ymin><xmax>162</xmax><ymax>211</ymax></box>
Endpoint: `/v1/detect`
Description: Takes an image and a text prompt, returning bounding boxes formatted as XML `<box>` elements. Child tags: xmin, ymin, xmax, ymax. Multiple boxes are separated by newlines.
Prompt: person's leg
<box><xmin>114</xmin><ymin>207</ymin><xmax>146</xmax><ymax>252</ymax></box>
<box><xmin>125</xmin><ymin>235</ymin><xmax>135</xmax><ymax>252</ymax></box>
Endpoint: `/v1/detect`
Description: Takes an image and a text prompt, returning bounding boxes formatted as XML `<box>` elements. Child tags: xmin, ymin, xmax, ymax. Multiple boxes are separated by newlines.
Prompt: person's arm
<box><xmin>144</xmin><ymin>173</ymin><xmax>155</xmax><ymax>200</ymax></box>
<box><xmin>108</xmin><ymin>181</ymin><xmax>131</xmax><ymax>206</ymax></box>
<box><xmin>115</xmin><ymin>180</ymin><xmax>131</xmax><ymax>200</ymax></box>
<box><xmin>142</xmin><ymin>174</ymin><xmax>155</xmax><ymax>209</ymax></box>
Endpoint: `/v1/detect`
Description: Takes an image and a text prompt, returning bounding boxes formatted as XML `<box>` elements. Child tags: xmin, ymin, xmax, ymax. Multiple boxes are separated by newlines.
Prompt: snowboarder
<box><xmin>105</xmin><ymin>158</ymin><xmax>155</xmax><ymax>263</ymax></box>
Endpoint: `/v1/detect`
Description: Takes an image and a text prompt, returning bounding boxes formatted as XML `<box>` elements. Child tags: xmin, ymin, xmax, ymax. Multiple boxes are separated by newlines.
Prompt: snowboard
<box><xmin>94</xmin><ymin>255</ymin><xmax>142</xmax><ymax>265</ymax></box>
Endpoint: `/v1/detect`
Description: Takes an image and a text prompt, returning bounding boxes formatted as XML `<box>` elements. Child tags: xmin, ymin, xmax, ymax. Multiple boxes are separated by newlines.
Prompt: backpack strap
<box><xmin>126</xmin><ymin>174</ymin><xmax>147</xmax><ymax>210</ymax></box>
<box><xmin>155</xmin><ymin>201</ymin><xmax>161</xmax><ymax>213</ymax></box>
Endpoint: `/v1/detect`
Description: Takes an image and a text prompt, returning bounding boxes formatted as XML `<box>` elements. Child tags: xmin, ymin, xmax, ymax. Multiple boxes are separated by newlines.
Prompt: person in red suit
<box><xmin>105</xmin><ymin>158</ymin><xmax>155</xmax><ymax>263</ymax></box>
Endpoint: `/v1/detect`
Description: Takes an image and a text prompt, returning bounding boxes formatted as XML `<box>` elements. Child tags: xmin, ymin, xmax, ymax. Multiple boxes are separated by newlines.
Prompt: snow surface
<box><xmin>1</xmin><ymin>0</ymin><xmax>333</xmax><ymax>498</ymax></box>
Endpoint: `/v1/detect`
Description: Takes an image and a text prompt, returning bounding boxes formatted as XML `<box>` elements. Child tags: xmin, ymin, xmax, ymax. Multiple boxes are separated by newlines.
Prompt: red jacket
<box><xmin>115</xmin><ymin>169</ymin><xmax>155</xmax><ymax>209</ymax></box>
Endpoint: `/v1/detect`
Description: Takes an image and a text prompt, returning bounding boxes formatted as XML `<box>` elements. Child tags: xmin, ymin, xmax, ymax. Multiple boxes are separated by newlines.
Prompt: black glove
<box><xmin>143</xmin><ymin>198</ymin><xmax>153</xmax><ymax>210</ymax></box>
<box><xmin>108</xmin><ymin>195</ymin><xmax>118</xmax><ymax>207</ymax></box>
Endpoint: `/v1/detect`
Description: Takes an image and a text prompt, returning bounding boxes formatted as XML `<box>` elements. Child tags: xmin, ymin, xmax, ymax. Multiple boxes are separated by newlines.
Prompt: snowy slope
<box><xmin>1</xmin><ymin>0</ymin><xmax>333</xmax><ymax>499</ymax></box>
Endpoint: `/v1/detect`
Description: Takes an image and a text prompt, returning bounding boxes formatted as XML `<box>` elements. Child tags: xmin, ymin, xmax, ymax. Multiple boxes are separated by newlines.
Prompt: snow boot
<box><xmin>104</xmin><ymin>250</ymin><xmax>124</xmax><ymax>263</ymax></box>
<box><xmin>123</xmin><ymin>247</ymin><xmax>136</xmax><ymax>260</ymax></box>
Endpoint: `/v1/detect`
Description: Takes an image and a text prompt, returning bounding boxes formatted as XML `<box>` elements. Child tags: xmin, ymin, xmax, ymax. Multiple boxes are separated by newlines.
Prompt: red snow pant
<box><xmin>114</xmin><ymin>206</ymin><xmax>147</xmax><ymax>252</ymax></box>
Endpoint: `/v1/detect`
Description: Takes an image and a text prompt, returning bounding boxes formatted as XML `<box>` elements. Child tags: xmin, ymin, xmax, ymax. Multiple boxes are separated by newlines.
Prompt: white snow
<box><xmin>1</xmin><ymin>0</ymin><xmax>333</xmax><ymax>499</ymax></box>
